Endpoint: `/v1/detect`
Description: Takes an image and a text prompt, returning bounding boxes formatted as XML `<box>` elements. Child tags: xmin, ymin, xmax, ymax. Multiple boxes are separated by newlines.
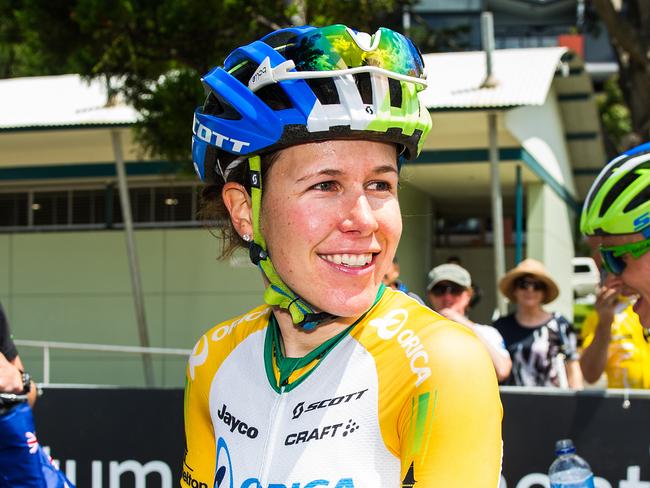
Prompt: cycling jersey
<box><xmin>581</xmin><ymin>302</ymin><xmax>650</xmax><ymax>389</ymax></box>
<box><xmin>182</xmin><ymin>287</ymin><xmax>503</xmax><ymax>488</ymax></box>
<box><xmin>0</xmin><ymin>403</ymin><xmax>73</xmax><ymax>488</ymax></box>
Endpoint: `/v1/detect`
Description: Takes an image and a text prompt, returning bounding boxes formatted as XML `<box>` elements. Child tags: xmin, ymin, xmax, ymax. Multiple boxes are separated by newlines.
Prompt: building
<box><xmin>0</xmin><ymin>44</ymin><xmax>606</xmax><ymax>385</ymax></box>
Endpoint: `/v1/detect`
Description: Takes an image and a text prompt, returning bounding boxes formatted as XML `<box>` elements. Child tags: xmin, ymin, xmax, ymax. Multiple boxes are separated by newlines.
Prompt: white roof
<box><xmin>420</xmin><ymin>47</ymin><xmax>568</xmax><ymax>109</ymax></box>
<box><xmin>0</xmin><ymin>74</ymin><xmax>139</xmax><ymax>129</ymax></box>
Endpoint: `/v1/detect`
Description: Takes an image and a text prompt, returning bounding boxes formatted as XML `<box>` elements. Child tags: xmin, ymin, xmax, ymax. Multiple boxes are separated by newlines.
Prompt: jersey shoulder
<box><xmin>353</xmin><ymin>287</ymin><xmax>490</xmax><ymax>388</ymax></box>
<box><xmin>187</xmin><ymin>304</ymin><xmax>271</xmax><ymax>385</ymax></box>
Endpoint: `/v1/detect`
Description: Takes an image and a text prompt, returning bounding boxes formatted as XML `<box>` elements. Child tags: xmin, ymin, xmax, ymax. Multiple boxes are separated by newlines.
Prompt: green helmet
<box><xmin>580</xmin><ymin>142</ymin><xmax>650</xmax><ymax>237</ymax></box>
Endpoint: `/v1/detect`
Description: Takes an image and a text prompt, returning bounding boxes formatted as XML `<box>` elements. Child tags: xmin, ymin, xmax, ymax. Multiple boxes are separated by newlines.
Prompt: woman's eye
<box><xmin>312</xmin><ymin>181</ymin><xmax>338</xmax><ymax>192</ymax></box>
<box><xmin>368</xmin><ymin>181</ymin><xmax>393</xmax><ymax>192</ymax></box>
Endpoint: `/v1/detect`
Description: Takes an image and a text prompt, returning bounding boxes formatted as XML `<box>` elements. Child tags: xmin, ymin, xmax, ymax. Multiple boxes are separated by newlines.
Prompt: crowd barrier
<box><xmin>30</xmin><ymin>386</ymin><xmax>650</xmax><ymax>488</ymax></box>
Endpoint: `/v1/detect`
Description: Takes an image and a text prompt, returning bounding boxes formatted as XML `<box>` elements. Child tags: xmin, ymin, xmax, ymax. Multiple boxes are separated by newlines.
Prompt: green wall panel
<box><xmin>396</xmin><ymin>182</ymin><xmax>431</xmax><ymax>298</ymax></box>
<box><xmin>1</xmin><ymin>228</ymin><xmax>265</xmax><ymax>387</ymax></box>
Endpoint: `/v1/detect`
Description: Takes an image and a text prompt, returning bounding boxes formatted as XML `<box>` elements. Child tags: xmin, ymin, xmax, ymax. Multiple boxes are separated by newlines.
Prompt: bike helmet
<box><xmin>191</xmin><ymin>24</ymin><xmax>433</xmax><ymax>329</ymax></box>
<box><xmin>580</xmin><ymin>142</ymin><xmax>650</xmax><ymax>238</ymax></box>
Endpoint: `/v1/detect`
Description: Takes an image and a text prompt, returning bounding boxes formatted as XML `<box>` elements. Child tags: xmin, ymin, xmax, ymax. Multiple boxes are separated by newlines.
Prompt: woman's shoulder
<box><xmin>190</xmin><ymin>304</ymin><xmax>271</xmax><ymax>361</ymax></box>
<box><xmin>362</xmin><ymin>288</ymin><xmax>488</xmax><ymax>359</ymax></box>
<box><xmin>186</xmin><ymin>304</ymin><xmax>271</xmax><ymax>384</ymax></box>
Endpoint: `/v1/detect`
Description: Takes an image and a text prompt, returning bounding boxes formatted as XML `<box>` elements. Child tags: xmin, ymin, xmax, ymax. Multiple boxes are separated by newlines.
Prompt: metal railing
<box><xmin>14</xmin><ymin>339</ymin><xmax>192</xmax><ymax>386</ymax></box>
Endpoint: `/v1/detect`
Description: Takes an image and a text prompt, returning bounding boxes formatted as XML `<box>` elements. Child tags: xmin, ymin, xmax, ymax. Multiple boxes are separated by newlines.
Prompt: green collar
<box><xmin>264</xmin><ymin>284</ymin><xmax>386</xmax><ymax>392</ymax></box>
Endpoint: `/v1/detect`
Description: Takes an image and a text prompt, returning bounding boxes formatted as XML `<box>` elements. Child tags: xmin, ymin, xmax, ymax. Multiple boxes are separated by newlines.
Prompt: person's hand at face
<box><xmin>0</xmin><ymin>353</ymin><xmax>22</xmax><ymax>393</ymax></box>
<box><xmin>600</xmin><ymin>233</ymin><xmax>650</xmax><ymax>327</ymax></box>
<box><xmin>594</xmin><ymin>274</ymin><xmax>623</xmax><ymax>327</ymax></box>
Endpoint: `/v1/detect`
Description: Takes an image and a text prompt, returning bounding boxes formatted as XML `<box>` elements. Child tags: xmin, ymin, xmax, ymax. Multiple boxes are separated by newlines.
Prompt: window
<box><xmin>0</xmin><ymin>182</ymin><xmax>201</xmax><ymax>232</ymax></box>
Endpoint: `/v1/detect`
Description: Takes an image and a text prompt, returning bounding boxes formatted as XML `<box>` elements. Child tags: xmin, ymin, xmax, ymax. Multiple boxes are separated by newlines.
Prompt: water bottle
<box><xmin>548</xmin><ymin>439</ymin><xmax>595</xmax><ymax>488</ymax></box>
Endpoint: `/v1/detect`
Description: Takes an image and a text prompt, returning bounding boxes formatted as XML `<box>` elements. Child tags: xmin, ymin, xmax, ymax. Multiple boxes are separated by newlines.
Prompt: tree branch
<box><xmin>254</xmin><ymin>14</ymin><xmax>282</xmax><ymax>31</ymax></box>
<box><xmin>592</xmin><ymin>0</ymin><xmax>649</xmax><ymax>67</ymax></box>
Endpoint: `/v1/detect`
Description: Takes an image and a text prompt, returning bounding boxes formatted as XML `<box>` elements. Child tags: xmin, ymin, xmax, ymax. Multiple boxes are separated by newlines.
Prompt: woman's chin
<box><xmin>310</xmin><ymin>291</ymin><xmax>378</xmax><ymax>319</ymax></box>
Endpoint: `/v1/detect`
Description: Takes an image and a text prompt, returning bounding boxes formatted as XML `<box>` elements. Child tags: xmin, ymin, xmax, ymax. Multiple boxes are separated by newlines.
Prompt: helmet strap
<box><xmin>247</xmin><ymin>155</ymin><xmax>336</xmax><ymax>330</ymax></box>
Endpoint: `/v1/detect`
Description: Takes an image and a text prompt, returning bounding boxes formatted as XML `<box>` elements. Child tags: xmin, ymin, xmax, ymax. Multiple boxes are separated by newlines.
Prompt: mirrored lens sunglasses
<box><xmin>227</xmin><ymin>25</ymin><xmax>427</xmax><ymax>90</ymax></box>
<box><xmin>600</xmin><ymin>237</ymin><xmax>650</xmax><ymax>275</ymax></box>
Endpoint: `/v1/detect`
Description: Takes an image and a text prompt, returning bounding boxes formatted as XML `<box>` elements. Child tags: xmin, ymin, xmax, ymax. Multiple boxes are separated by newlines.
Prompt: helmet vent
<box><xmin>623</xmin><ymin>180</ymin><xmax>650</xmax><ymax>213</ymax></box>
<box><xmin>623</xmin><ymin>161</ymin><xmax>650</xmax><ymax>213</ymax></box>
<box><xmin>204</xmin><ymin>92</ymin><xmax>242</xmax><ymax>120</ymax></box>
<box><xmin>353</xmin><ymin>72</ymin><xmax>373</xmax><ymax>105</ymax></box>
<box><xmin>388</xmin><ymin>78</ymin><xmax>403</xmax><ymax>108</ymax></box>
<box><xmin>257</xmin><ymin>84</ymin><xmax>293</xmax><ymax>110</ymax></box>
<box><xmin>599</xmin><ymin>171</ymin><xmax>640</xmax><ymax>217</ymax></box>
<box><xmin>305</xmin><ymin>78</ymin><xmax>340</xmax><ymax>105</ymax></box>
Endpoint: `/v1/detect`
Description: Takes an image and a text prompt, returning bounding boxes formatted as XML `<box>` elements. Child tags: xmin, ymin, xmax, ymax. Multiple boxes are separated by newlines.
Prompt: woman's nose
<box><xmin>339</xmin><ymin>194</ymin><xmax>379</xmax><ymax>234</ymax></box>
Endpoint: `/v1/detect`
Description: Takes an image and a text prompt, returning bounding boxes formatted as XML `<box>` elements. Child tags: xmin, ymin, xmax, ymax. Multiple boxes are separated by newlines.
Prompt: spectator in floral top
<box><xmin>493</xmin><ymin>259</ymin><xmax>583</xmax><ymax>389</ymax></box>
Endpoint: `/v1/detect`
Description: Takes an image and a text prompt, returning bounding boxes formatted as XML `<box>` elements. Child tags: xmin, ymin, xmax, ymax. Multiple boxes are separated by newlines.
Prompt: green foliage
<box><xmin>1</xmin><ymin>0</ymin><xmax>414</xmax><ymax>163</ymax></box>
<box><xmin>596</xmin><ymin>75</ymin><xmax>632</xmax><ymax>152</ymax></box>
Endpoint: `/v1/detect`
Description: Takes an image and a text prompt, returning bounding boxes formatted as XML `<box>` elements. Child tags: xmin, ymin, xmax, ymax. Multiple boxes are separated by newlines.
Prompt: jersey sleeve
<box><xmin>399</xmin><ymin>321</ymin><xmax>503</xmax><ymax>487</ymax></box>
<box><xmin>182</xmin><ymin>335</ymin><xmax>216</xmax><ymax>488</ymax></box>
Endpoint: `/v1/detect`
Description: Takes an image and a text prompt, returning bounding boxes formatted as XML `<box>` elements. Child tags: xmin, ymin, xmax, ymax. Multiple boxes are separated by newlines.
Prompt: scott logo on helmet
<box><xmin>193</xmin><ymin>116</ymin><xmax>250</xmax><ymax>153</ymax></box>
<box><xmin>633</xmin><ymin>212</ymin><xmax>649</xmax><ymax>232</ymax></box>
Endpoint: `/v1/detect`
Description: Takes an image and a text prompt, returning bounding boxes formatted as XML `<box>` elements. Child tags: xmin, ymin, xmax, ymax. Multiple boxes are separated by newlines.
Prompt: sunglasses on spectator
<box><xmin>430</xmin><ymin>283</ymin><xmax>466</xmax><ymax>296</ymax></box>
<box><xmin>600</xmin><ymin>237</ymin><xmax>650</xmax><ymax>275</ymax></box>
<box><xmin>514</xmin><ymin>278</ymin><xmax>546</xmax><ymax>292</ymax></box>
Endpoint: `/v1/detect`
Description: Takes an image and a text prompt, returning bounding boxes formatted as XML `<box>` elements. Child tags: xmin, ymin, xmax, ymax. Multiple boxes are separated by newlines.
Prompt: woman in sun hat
<box><xmin>492</xmin><ymin>258</ymin><xmax>583</xmax><ymax>388</ymax></box>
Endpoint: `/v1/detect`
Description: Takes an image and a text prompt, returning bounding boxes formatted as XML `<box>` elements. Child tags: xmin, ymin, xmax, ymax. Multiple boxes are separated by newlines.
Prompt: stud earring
<box><xmin>242</xmin><ymin>234</ymin><xmax>251</xmax><ymax>242</ymax></box>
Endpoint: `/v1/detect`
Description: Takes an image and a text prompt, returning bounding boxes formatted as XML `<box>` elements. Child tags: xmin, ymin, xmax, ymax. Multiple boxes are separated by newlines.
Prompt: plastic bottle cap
<box><xmin>555</xmin><ymin>438</ymin><xmax>576</xmax><ymax>455</ymax></box>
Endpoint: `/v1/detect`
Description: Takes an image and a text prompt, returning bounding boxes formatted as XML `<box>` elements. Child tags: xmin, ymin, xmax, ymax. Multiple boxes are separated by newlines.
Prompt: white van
<box><xmin>571</xmin><ymin>257</ymin><xmax>600</xmax><ymax>298</ymax></box>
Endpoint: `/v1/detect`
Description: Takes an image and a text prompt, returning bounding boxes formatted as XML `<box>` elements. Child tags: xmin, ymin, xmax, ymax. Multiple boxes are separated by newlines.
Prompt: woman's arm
<box><xmin>402</xmin><ymin>323</ymin><xmax>503</xmax><ymax>487</ymax></box>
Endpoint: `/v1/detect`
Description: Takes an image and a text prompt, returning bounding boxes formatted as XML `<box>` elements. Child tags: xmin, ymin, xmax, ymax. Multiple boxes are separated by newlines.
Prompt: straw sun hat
<box><xmin>498</xmin><ymin>258</ymin><xmax>560</xmax><ymax>304</ymax></box>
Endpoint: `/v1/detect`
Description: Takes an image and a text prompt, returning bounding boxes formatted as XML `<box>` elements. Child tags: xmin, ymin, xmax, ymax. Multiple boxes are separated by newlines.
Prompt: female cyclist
<box><xmin>183</xmin><ymin>24</ymin><xmax>502</xmax><ymax>488</ymax></box>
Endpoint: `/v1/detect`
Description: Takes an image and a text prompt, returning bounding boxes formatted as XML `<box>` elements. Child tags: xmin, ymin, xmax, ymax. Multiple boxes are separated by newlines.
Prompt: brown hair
<box><xmin>198</xmin><ymin>151</ymin><xmax>281</xmax><ymax>258</ymax></box>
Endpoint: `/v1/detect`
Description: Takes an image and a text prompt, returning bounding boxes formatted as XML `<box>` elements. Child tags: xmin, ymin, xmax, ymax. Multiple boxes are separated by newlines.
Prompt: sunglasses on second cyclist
<box><xmin>514</xmin><ymin>278</ymin><xmax>546</xmax><ymax>292</ymax></box>
<box><xmin>430</xmin><ymin>282</ymin><xmax>466</xmax><ymax>296</ymax></box>
<box><xmin>600</xmin><ymin>237</ymin><xmax>650</xmax><ymax>275</ymax></box>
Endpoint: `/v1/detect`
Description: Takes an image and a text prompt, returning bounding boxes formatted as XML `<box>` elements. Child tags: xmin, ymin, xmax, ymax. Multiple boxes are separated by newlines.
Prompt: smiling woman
<box><xmin>183</xmin><ymin>24</ymin><xmax>502</xmax><ymax>488</ymax></box>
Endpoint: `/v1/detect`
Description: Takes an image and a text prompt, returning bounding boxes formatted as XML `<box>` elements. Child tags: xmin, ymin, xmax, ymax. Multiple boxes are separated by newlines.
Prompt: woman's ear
<box><xmin>222</xmin><ymin>182</ymin><xmax>253</xmax><ymax>239</ymax></box>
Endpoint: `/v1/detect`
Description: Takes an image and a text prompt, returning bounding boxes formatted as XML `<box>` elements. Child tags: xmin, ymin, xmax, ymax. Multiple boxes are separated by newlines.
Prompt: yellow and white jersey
<box><xmin>581</xmin><ymin>302</ymin><xmax>650</xmax><ymax>389</ymax></box>
<box><xmin>182</xmin><ymin>287</ymin><xmax>502</xmax><ymax>488</ymax></box>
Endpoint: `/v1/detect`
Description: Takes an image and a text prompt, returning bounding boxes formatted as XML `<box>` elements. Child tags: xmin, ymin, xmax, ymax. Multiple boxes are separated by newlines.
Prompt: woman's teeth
<box><xmin>321</xmin><ymin>253</ymin><xmax>373</xmax><ymax>267</ymax></box>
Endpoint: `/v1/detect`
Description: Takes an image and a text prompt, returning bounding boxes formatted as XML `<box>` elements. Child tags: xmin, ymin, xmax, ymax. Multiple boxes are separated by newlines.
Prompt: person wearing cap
<box><xmin>427</xmin><ymin>264</ymin><xmax>512</xmax><ymax>382</ymax></box>
<box><xmin>493</xmin><ymin>259</ymin><xmax>583</xmax><ymax>388</ymax></box>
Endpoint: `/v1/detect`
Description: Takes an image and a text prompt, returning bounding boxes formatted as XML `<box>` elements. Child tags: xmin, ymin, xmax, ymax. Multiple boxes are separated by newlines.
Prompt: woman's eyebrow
<box><xmin>296</xmin><ymin>168</ymin><xmax>343</xmax><ymax>183</ymax></box>
<box><xmin>296</xmin><ymin>164</ymin><xmax>398</xmax><ymax>183</ymax></box>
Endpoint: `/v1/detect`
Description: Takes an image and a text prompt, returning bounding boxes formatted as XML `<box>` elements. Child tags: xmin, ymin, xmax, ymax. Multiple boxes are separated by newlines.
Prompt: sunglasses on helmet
<box><xmin>599</xmin><ymin>237</ymin><xmax>650</xmax><ymax>275</ymax></box>
<box><xmin>227</xmin><ymin>24</ymin><xmax>428</xmax><ymax>92</ymax></box>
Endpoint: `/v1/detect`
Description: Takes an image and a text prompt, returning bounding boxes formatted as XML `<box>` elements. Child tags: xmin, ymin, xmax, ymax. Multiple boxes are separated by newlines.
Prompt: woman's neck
<box><xmin>515</xmin><ymin>305</ymin><xmax>551</xmax><ymax>327</ymax></box>
<box><xmin>272</xmin><ymin>307</ymin><xmax>355</xmax><ymax>358</ymax></box>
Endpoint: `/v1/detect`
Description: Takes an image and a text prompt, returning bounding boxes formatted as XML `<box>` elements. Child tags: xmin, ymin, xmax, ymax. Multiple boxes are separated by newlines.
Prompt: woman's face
<box><xmin>260</xmin><ymin>139</ymin><xmax>401</xmax><ymax>318</ymax></box>
<box><xmin>512</xmin><ymin>275</ymin><xmax>546</xmax><ymax>309</ymax></box>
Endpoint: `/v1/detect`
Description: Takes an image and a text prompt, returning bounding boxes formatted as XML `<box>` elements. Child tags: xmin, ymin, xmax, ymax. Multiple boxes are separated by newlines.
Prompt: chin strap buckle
<box><xmin>249</xmin><ymin>241</ymin><xmax>268</xmax><ymax>265</ymax></box>
<box><xmin>297</xmin><ymin>311</ymin><xmax>336</xmax><ymax>331</ymax></box>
